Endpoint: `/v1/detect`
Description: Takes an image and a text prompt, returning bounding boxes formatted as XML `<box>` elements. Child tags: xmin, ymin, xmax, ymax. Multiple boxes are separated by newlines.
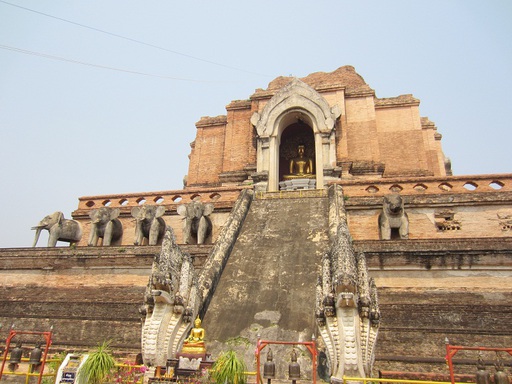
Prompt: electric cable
<box><xmin>0</xmin><ymin>0</ymin><xmax>270</xmax><ymax>77</ymax></box>
<box><xmin>0</xmin><ymin>44</ymin><xmax>233</xmax><ymax>82</ymax></box>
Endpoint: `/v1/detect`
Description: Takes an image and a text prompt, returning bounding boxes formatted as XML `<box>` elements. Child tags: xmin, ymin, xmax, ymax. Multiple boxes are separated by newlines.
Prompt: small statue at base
<box><xmin>181</xmin><ymin>316</ymin><xmax>206</xmax><ymax>355</ymax></box>
<box><xmin>284</xmin><ymin>144</ymin><xmax>315</xmax><ymax>180</ymax></box>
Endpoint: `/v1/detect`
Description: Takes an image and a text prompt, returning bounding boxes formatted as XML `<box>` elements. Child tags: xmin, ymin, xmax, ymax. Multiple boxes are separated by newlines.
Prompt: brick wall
<box><xmin>187</xmin><ymin>117</ymin><xmax>227</xmax><ymax>186</ymax></box>
<box><xmin>0</xmin><ymin>245</ymin><xmax>211</xmax><ymax>353</ymax></box>
<box><xmin>185</xmin><ymin>67</ymin><xmax>449</xmax><ymax>188</ymax></box>
<box><xmin>2</xmin><ymin>206</ymin><xmax>511</xmax><ymax>373</ymax></box>
<box><xmin>222</xmin><ymin>101</ymin><xmax>256</xmax><ymax>175</ymax></box>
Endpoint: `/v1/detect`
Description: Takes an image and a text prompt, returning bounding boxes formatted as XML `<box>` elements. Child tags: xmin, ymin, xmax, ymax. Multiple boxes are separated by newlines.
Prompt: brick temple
<box><xmin>1</xmin><ymin>66</ymin><xmax>511</xmax><ymax>380</ymax></box>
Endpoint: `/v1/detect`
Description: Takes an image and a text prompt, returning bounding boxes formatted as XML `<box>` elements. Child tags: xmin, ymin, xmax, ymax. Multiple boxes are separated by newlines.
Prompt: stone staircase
<box><xmin>202</xmin><ymin>195</ymin><xmax>331</xmax><ymax>377</ymax></box>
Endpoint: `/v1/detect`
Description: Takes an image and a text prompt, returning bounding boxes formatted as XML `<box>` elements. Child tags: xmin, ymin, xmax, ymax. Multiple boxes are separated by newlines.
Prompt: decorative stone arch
<box><xmin>251</xmin><ymin>78</ymin><xmax>341</xmax><ymax>191</ymax></box>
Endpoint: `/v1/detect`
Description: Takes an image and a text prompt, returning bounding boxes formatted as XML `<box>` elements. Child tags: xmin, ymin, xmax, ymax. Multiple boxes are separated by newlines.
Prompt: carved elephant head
<box><xmin>383</xmin><ymin>194</ymin><xmax>404</xmax><ymax>216</ymax></box>
<box><xmin>378</xmin><ymin>193</ymin><xmax>409</xmax><ymax>240</ymax></box>
<box><xmin>88</xmin><ymin>207</ymin><xmax>123</xmax><ymax>246</ymax></box>
<box><xmin>131</xmin><ymin>205</ymin><xmax>166</xmax><ymax>245</ymax></box>
<box><xmin>177</xmin><ymin>201</ymin><xmax>214</xmax><ymax>244</ymax></box>
<box><xmin>32</xmin><ymin>211</ymin><xmax>82</xmax><ymax>247</ymax></box>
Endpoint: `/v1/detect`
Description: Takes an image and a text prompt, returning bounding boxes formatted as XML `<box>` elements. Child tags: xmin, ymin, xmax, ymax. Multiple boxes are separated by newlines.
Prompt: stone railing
<box><xmin>334</xmin><ymin>174</ymin><xmax>512</xmax><ymax>197</ymax></box>
<box><xmin>75</xmin><ymin>186</ymin><xmax>247</xmax><ymax>213</ymax></box>
<box><xmin>75</xmin><ymin>174</ymin><xmax>512</xmax><ymax>211</ymax></box>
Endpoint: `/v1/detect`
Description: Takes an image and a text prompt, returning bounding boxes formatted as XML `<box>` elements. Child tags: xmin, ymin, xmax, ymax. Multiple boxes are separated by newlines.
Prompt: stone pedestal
<box><xmin>163</xmin><ymin>355</ymin><xmax>214</xmax><ymax>381</ymax></box>
<box><xmin>279</xmin><ymin>178</ymin><xmax>316</xmax><ymax>190</ymax></box>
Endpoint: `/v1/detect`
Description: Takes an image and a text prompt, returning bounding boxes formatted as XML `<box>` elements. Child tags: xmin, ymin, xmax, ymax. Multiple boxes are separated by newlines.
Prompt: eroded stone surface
<box><xmin>202</xmin><ymin>196</ymin><xmax>330</xmax><ymax>377</ymax></box>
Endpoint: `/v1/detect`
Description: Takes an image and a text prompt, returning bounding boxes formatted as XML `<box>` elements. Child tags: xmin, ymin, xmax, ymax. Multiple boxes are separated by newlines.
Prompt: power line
<box><xmin>0</xmin><ymin>44</ymin><xmax>232</xmax><ymax>82</ymax></box>
<box><xmin>0</xmin><ymin>0</ymin><xmax>270</xmax><ymax>78</ymax></box>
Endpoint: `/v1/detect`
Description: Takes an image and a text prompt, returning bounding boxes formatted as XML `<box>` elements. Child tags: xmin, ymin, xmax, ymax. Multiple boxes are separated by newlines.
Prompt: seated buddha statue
<box><xmin>181</xmin><ymin>316</ymin><xmax>206</xmax><ymax>354</ymax></box>
<box><xmin>284</xmin><ymin>144</ymin><xmax>315</xmax><ymax>180</ymax></box>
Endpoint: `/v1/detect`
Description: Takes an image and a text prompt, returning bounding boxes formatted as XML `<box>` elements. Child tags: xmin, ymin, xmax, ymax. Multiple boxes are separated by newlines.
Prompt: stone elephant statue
<box><xmin>378</xmin><ymin>193</ymin><xmax>409</xmax><ymax>240</ymax></box>
<box><xmin>32</xmin><ymin>211</ymin><xmax>82</xmax><ymax>247</ymax></box>
<box><xmin>88</xmin><ymin>207</ymin><xmax>123</xmax><ymax>246</ymax></box>
<box><xmin>177</xmin><ymin>201</ymin><xmax>214</xmax><ymax>244</ymax></box>
<box><xmin>131</xmin><ymin>205</ymin><xmax>166</xmax><ymax>245</ymax></box>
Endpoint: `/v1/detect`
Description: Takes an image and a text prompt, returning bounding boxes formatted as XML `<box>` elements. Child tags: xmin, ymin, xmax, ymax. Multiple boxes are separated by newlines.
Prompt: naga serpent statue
<box><xmin>140</xmin><ymin>227</ymin><xmax>201</xmax><ymax>368</ymax></box>
<box><xmin>316</xmin><ymin>185</ymin><xmax>381</xmax><ymax>381</ymax></box>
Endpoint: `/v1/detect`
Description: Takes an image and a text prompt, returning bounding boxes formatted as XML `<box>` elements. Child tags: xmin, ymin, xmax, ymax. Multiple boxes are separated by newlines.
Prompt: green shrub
<box><xmin>210</xmin><ymin>350</ymin><xmax>247</xmax><ymax>384</ymax></box>
<box><xmin>77</xmin><ymin>341</ymin><xmax>116</xmax><ymax>384</ymax></box>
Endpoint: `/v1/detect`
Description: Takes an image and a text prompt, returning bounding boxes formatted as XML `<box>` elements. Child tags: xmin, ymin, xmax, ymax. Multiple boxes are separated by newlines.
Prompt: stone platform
<box><xmin>279</xmin><ymin>178</ymin><xmax>316</xmax><ymax>190</ymax></box>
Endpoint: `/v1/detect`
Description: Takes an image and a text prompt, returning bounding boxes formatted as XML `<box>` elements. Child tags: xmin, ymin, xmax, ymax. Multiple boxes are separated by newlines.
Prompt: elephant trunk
<box><xmin>32</xmin><ymin>227</ymin><xmax>42</xmax><ymax>247</ymax></box>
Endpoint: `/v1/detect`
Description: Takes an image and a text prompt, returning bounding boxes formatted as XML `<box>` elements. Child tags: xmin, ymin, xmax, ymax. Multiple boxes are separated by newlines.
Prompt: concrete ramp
<box><xmin>203</xmin><ymin>195</ymin><xmax>330</xmax><ymax>344</ymax></box>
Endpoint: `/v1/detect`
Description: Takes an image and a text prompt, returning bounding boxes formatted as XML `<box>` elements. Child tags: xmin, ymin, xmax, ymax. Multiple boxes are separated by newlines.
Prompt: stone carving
<box><xmin>378</xmin><ymin>194</ymin><xmax>409</xmax><ymax>240</ymax></box>
<box><xmin>88</xmin><ymin>207</ymin><xmax>123</xmax><ymax>246</ymax></box>
<box><xmin>32</xmin><ymin>211</ymin><xmax>82</xmax><ymax>247</ymax></box>
<box><xmin>177</xmin><ymin>201</ymin><xmax>214</xmax><ymax>245</ymax></box>
<box><xmin>279</xmin><ymin>178</ymin><xmax>316</xmax><ymax>191</ymax></box>
<box><xmin>252</xmin><ymin>78</ymin><xmax>340</xmax><ymax>137</ymax></box>
<box><xmin>497</xmin><ymin>210</ymin><xmax>512</xmax><ymax>231</ymax></box>
<box><xmin>141</xmin><ymin>227</ymin><xmax>201</xmax><ymax>367</ymax></box>
<box><xmin>131</xmin><ymin>205</ymin><xmax>166</xmax><ymax>245</ymax></box>
<box><xmin>435</xmin><ymin>209</ymin><xmax>461</xmax><ymax>231</ymax></box>
<box><xmin>317</xmin><ymin>185</ymin><xmax>380</xmax><ymax>381</ymax></box>
<box><xmin>444</xmin><ymin>156</ymin><xmax>453</xmax><ymax>176</ymax></box>
<box><xmin>178</xmin><ymin>356</ymin><xmax>202</xmax><ymax>370</ymax></box>
<box><xmin>250</xmin><ymin>78</ymin><xmax>341</xmax><ymax>191</ymax></box>
<box><xmin>141</xmin><ymin>189</ymin><xmax>254</xmax><ymax>374</ymax></box>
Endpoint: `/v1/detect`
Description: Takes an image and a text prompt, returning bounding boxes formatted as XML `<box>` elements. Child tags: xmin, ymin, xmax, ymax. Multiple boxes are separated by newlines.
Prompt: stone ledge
<box><xmin>355</xmin><ymin>238</ymin><xmax>512</xmax><ymax>270</ymax></box>
<box><xmin>0</xmin><ymin>245</ymin><xmax>213</xmax><ymax>270</ymax></box>
<box><xmin>225</xmin><ymin>99</ymin><xmax>251</xmax><ymax>110</ymax></box>
<box><xmin>421</xmin><ymin>116</ymin><xmax>436</xmax><ymax>129</ymax></box>
<box><xmin>218</xmin><ymin>170</ymin><xmax>248</xmax><ymax>183</ymax></box>
<box><xmin>375</xmin><ymin>94</ymin><xmax>420</xmax><ymax>108</ymax></box>
<box><xmin>355</xmin><ymin>237</ymin><xmax>512</xmax><ymax>252</ymax></box>
<box><xmin>344</xmin><ymin>87</ymin><xmax>375</xmax><ymax>97</ymax></box>
<box><xmin>195</xmin><ymin>115</ymin><xmax>227</xmax><ymax>127</ymax></box>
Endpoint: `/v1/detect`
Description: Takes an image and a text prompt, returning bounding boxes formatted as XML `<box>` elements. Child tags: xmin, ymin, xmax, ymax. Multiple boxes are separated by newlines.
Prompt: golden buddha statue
<box><xmin>181</xmin><ymin>316</ymin><xmax>206</xmax><ymax>354</ymax></box>
<box><xmin>284</xmin><ymin>144</ymin><xmax>315</xmax><ymax>180</ymax></box>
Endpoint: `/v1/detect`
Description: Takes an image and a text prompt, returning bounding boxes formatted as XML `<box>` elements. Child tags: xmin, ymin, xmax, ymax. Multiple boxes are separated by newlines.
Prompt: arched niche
<box><xmin>251</xmin><ymin>79</ymin><xmax>341</xmax><ymax>191</ymax></box>
<box><xmin>279</xmin><ymin>120</ymin><xmax>315</xmax><ymax>182</ymax></box>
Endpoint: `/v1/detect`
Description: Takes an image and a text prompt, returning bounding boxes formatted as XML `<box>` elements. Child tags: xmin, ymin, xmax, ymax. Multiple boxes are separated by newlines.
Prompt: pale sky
<box><xmin>1</xmin><ymin>1</ymin><xmax>511</xmax><ymax>247</ymax></box>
